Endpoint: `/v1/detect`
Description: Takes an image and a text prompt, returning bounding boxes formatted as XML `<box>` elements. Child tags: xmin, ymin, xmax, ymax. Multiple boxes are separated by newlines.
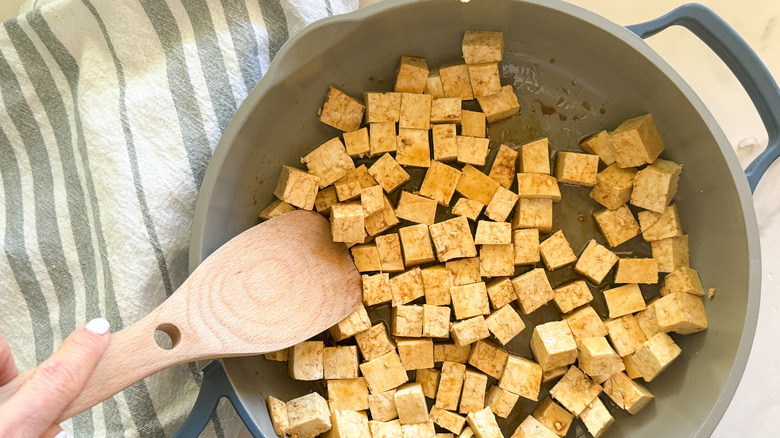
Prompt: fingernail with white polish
<box><xmin>85</xmin><ymin>318</ymin><xmax>110</xmax><ymax>335</ymax></box>
<box><xmin>54</xmin><ymin>431</ymin><xmax>69</xmax><ymax>438</ymax></box>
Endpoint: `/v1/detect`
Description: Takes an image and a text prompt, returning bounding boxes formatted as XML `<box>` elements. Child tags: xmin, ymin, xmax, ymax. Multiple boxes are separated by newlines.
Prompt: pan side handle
<box><xmin>627</xmin><ymin>3</ymin><xmax>780</xmax><ymax>193</ymax></box>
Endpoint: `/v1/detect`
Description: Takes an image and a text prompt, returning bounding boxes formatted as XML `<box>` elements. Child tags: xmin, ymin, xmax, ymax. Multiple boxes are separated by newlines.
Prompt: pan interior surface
<box><xmin>191</xmin><ymin>1</ymin><xmax>756</xmax><ymax>436</ymax></box>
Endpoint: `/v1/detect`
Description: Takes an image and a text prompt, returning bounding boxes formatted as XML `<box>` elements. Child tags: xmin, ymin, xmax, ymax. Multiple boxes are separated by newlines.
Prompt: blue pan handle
<box><xmin>174</xmin><ymin>361</ymin><xmax>264</xmax><ymax>438</ymax></box>
<box><xmin>627</xmin><ymin>3</ymin><xmax>780</xmax><ymax>192</ymax></box>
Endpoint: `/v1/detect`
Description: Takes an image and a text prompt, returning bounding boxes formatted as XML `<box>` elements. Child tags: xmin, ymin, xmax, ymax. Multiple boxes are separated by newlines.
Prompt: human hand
<box><xmin>0</xmin><ymin>318</ymin><xmax>111</xmax><ymax>438</ymax></box>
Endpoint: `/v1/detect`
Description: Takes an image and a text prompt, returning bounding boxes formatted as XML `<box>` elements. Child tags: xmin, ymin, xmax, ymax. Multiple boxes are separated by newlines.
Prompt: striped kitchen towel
<box><xmin>0</xmin><ymin>0</ymin><xmax>357</xmax><ymax>436</ymax></box>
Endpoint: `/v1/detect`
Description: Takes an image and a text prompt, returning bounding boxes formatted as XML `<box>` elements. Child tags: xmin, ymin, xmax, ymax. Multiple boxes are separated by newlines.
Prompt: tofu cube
<box><xmin>396</xmin><ymin>128</ymin><xmax>431</xmax><ymax>168</ymax></box>
<box><xmin>554</xmin><ymin>152</ymin><xmax>599</xmax><ymax>186</ymax></box>
<box><xmin>590</xmin><ymin>164</ymin><xmax>637</xmax><ymax>210</ymax></box>
<box><xmin>394</xmin><ymin>383</ymin><xmax>430</xmax><ymax>425</ymax></box>
<box><xmin>436</xmin><ymin>361</ymin><xmax>467</xmax><ymax>410</ymax></box>
<box><xmin>430</xmin><ymin>406</ymin><xmax>466</xmax><ymax>435</ymax></box>
<box><xmin>330</xmin><ymin>202</ymin><xmax>365</xmax><ymax>243</ymax></box>
<box><xmin>466</xmin><ymin>407</ymin><xmax>503</xmax><ymax>438</ymax></box>
<box><xmin>319</xmin><ymin>85</ymin><xmax>365</xmax><ymax>132</ymax></box>
<box><xmin>434</xmin><ymin>343</ymin><xmax>472</xmax><ymax>363</ymax></box>
<box><xmin>392</xmin><ymin>305</ymin><xmax>424</xmax><ymax>337</ymax></box>
<box><xmin>457</xmin><ymin>136</ymin><xmax>490</xmax><ymax>166</ymax></box>
<box><xmin>456</xmin><ymin>164</ymin><xmax>501</xmax><ymax>205</ymax></box>
<box><xmin>370</xmin><ymin>122</ymin><xmax>398</xmax><ymax>156</ymax></box>
<box><xmin>579</xmin><ymin>397</ymin><xmax>614</xmax><ymax>438</ymax></box>
<box><xmin>614</xmin><ymin>258</ymin><xmax>659</xmax><ymax>284</ymax></box>
<box><xmin>651</xmin><ymin>235</ymin><xmax>690</xmax><ymax>272</ymax></box>
<box><xmin>416</xmin><ymin>368</ymin><xmax>441</xmax><ymax>399</ymax></box>
<box><xmin>474</xmin><ymin>221</ymin><xmax>511</xmax><ymax>245</ymax></box>
<box><xmin>489</xmin><ymin>144</ymin><xmax>519</xmax><ymax>189</ymax></box>
<box><xmin>360</xmin><ymin>351</ymin><xmax>410</xmax><ymax>393</ymax></box>
<box><xmin>447</xmin><ymin>257</ymin><xmax>482</xmax><ymax>285</ymax></box>
<box><xmin>369</xmin><ymin>391</ymin><xmax>398</xmax><ymax>422</ymax></box>
<box><xmin>631</xmin><ymin>159</ymin><xmax>683</xmax><ymax>212</ymax></box>
<box><xmin>604</xmin><ymin>284</ymin><xmax>646</xmax><ymax>318</ymax></box>
<box><xmin>641</xmin><ymin>204</ymin><xmax>683</xmax><ymax>241</ymax></box>
<box><xmin>328</xmin><ymin>377</ymin><xmax>369</xmax><ymax>411</ymax></box>
<box><xmin>420</xmin><ymin>161</ymin><xmax>462</xmax><ymax>206</ymax></box>
<box><xmin>303</xmin><ymin>137</ymin><xmax>356</xmax><ymax>189</ymax></box>
<box><xmin>511</xmin><ymin>199</ymin><xmax>553</xmax><ymax>234</ymax></box>
<box><xmin>351</xmin><ymin>244</ymin><xmax>381</xmax><ymax>273</ymax></box>
<box><xmin>564</xmin><ymin>305</ymin><xmax>608</xmax><ymax>340</ymax></box>
<box><xmin>460</xmin><ymin>370</ymin><xmax>489</xmax><ymax>414</ymax></box>
<box><xmin>422</xmin><ymin>266</ymin><xmax>453</xmax><ymax>305</ymax></box>
<box><xmin>264</xmin><ymin>349</ymin><xmax>288</xmax><ymax>362</ymax></box>
<box><xmin>468</xmin><ymin>340</ymin><xmax>508</xmax><ymax>379</ymax></box>
<box><xmin>431</xmin><ymin>98</ymin><xmax>463</xmax><ymax>124</ymax></box>
<box><xmin>654</xmin><ymin>292</ymin><xmax>708</xmax><ymax>334</ymax></box>
<box><xmin>426</xmin><ymin>71</ymin><xmax>445</xmax><ymax>97</ymax></box>
<box><xmin>324</xmin><ymin>346</ymin><xmax>359</xmax><ymax>380</ymax></box>
<box><xmin>531</xmin><ymin>321</ymin><xmax>577</xmax><ymax>370</ymax></box>
<box><xmin>460</xmin><ymin>427</ymin><xmax>475</xmax><ymax>438</ymax></box>
<box><xmin>452</xmin><ymin>198</ymin><xmax>486</xmax><ymax>221</ymax></box>
<box><xmin>398</xmin><ymin>338</ymin><xmax>434</xmax><ymax>370</ymax></box>
<box><xmin>365</xmin><ymin>92</ymin><xmax>401</xmax><ymax>123</ymax></box>
<box><xmin>330</xmin><ymin>409</ymin><xmax>370</xmax><ymax>437</ymax></box>
<box><xmin>330</xmin><ymin>305</ymin><xmax>371</xmax><ymax>342</ymax></box>
<box><xmin>548</xmin><ymin>366</ymin><xmax>602</xmax><ymax>416</ymax></box>
<box><xmin>499</xmin><ymin>355</ymin><xmax>542</xmax><ymax>401</ymax></box>
<box><xmin>520</xmin><ymin>138</ymin><xmax>550</xmax><ymax>174</ymax></box>
<box><xmin>608</xmin><ymin>114</ymin><xmax>665</xmax><ymax>168</ymax></box>
<box><xmin>422</xmin><ymin>304</ymin><xmax>451</xmax><ymax>338</ymax></box>
<box><xmin>430</xmin><ymin>216</ymin><xmax>478</xmax><ymax>261</ymax></box>
<box><xmin>487</xmin><ymin>277</ymin><xmax>517</xmax><ymax>309</ymax></box>
<box><xmin>580</xmin><ymin>130</ymin><xmax>616</xmax><ymax>165</ymax></box>
<box><xmin>512</xmin><ymin>228</ymin><xmax>541</xmax><ymax>265</ymax></box>
<box><xmin>635</xmin><ymin>300</ymin><xmax>662</xmax><ymax>339</ymax></box>
<box><xmin>661</xmin><ymin>266</ymin><xmax>705</xmax><ymax>296</ymax></box>
<box><xmin>369</xmin><ymin>419</ymin><xmax>403</xmax><ymax>438</ymax></box>
<box><xmin>516</xmin><ymin>174</ymin><xmax>562</xmax><ymax>201</ymax></box>
<box><xmin>355</xmin><ymin>323</ymin><xmax>396</xmax><ymax>361</ymax></box>
<box><xmin>288</xmin><ymin>341</ymin><xmax>324</xmax><ymax>381</ymax></box>
<box><xmin>396</xmin><ymin>191</ymin><xmax>438</xmax><ymax>225</ymax></box>
<box><xmin>461</xmin><ymin>110</ymin><xmax>486</xmax><ymax>138</ymax></box>
<box><xmin>451</xmin><ymin>316</ymin><xmax>491</xmax><ymax>346</ymax></box>
<box><xmin>486</xmin><ymin>385</ymin><xmax>519</xmax><ymax>418</ymax></box>
<box><xmin>476</xmin><ymin>85</ymin><xmax>520</xmax><ymax>123</ymax></box>
<box><xmin>440</xmin><ymin>64</ymin><xmax>474</xmax><ymax>100</ymax></box>
<box><xmin>395</xmin><ymin>56</ymin><xmax>429</xmax><ymax>94</ymax></box>
<box><xmin>605</xmin><ymin>315</ymin><xmax>647</xmax><ymax>356</ymax></box>
<box><xmin>398</xmin><ymin>225</ymin><xmax>436</xmax><ymax>267</ymax></box>
<box><xmin>462</xmin><ymin>31</ymin><xmax>504</xmax><ymax>64</ymax></box>
<box><xmin>451</xmin><ymin>282</ymin><xmax>490</xmax><ymax>320</ymax></box>
<box><xmin>632</xmin><ymin>332</ymin><xmax>682</xmax><ymax>381</ymax></box>
<box><xmin>285</xmin><ymin>392</ymin><xmax>332</xmax><ymax>437</ymax></box>
<box><xmin>511</xmin><ymin>268</ymin><xmax>555</xmax><ymax>314</ymax></box>
<box><xmin>485</xmin><ymin>304</ymin><xmax>526</xmax><ymax>345</ymax></box>
<box><xmin>376</xmin><ymin>233</ymin><xmax>405</xmax><ymax>273</ymax></box>
<box><xmin>259</xmin><ymin>199</ymin><xmax>295</xmax><ymax>221</ymax></box>
<box><xmin>432</xmin><ymin>124</ymin><xmax>459</xmax><ymax>162</ymax></box>
<box><xmin>532</xmin><ymin>396</ymin><xmax>573</xmax><ymax>437</ymax></box>
<box><xmin>468</xmin><ymin>63</ymin><xmax>501</xmax><ymax>97</ymax></box>
<box><xmin>511</xmin><ymin>415</ymin><xmax>558</xmax><ymax>438</ymax></box>
<box><xmin>480</xmin><ymin>244</ymin><xmax>515</xmax><ymax>278</ymax></box>
<box><xmin>553</xmin><ymin>280</ymin><xmax>593</xmax><ymax>314</ymax></box>
<box><xmin>334</xmin><ymin>173</ymin><xmax>362</xmax><ymax>202</ymax></box>
<box><xmin>362</xmin><ymin>185</ymin><xmax>386</xmax><ymax>217</ymax></box>
<box><xmin>402</xmin><ymin>421</ymin><xmax>436</xmax><ymax>437</ymax></box>
<box><xmin>539</xmin><ymin>230</ymin><xmax>576</xmax><ymax>270</ymax></box>
<box><xmin>365</xmin><ymin>195</ymin><xmax>400</xmax><ymax>236</ymax></box>
<box><xmin>343</xmin><ymin>127</ymin><xmax>370</xmax><ymax>158</ymax></box>
<box><xmin>369</xmin><ymin>153</ymin><xmax>410</xmax><ymax>193</ymax></box>
<box><xmin>593</xmin><ymin>204</ymin><xmax>640</xmax><ymax>247</ymax></box>
<box><xmin>577</xmin><ymin>337</ymin><xmax>624</xmax><ymax>379</ymax></box>
<box><xmin>574</xmin><ymin>239</ymin><xmax>618</xmax><ymax>284</ymax></box>
<box><xmin>268</xmin><ymin>396</ymin><xmax>289</xmax><ymax>437</ymax></box>
<box><xmin>484</xmin><ymin>186</ymin><xmax>519</xmax><ymax>222</ymax></box>
<box><xmin>315</xmin><ymin>186</ymin><xmax>339</xmax><ymax>215</ymax></box>
<box><xmin>274</xmin><ymin>165</ymin><xmax>319</xmax><ymax>210</ymax></box>
<box><xmin>603</xmin><ymin>372</ymin><xmax>654</xmax><ymax>414</ymax></box>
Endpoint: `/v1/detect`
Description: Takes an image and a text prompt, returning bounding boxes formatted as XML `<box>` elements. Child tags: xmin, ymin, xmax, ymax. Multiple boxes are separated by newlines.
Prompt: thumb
<box><xmin>0</xmin><ymin>318</ymin><xmax>111</xmax><ymax>438</ymax></box>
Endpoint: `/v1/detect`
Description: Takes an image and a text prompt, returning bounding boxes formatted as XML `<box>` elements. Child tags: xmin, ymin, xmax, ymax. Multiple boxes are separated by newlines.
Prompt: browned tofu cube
<box><xmin>432</xmin><ymin>124</ymin><xmax>458</xmax><ymax>161</ymax></box>
<box><xmin>513</xmin><ymin>229</ymin><xmax>541</xmax><ymax>266</ymax></box>
<box><xmin>392</xmin><ymin>305</ymin><xmax>424</xmax><ymax>337</ymax></box>
<box><xmin>641</xmin><ymin>204</ymin><xmax>684</xmax><ymax>241</ymax></box>
<box><xmin>431</xmin><ymin>97</ymin><xmax>463</xmax><ymax>124</ymax></box>
<box><xmin>632</xmin><ymin>332</ymin><xmax>681</xmax><ymax>381</ymax></box>
<box><xmin>274</xmin><ymin>165</ymin><xmax>319</xmax><ymax>210</ymax></box>
<box><xmin>395</xmin><ymin>192</ymin><xmax>437</xmax><ymax>225</ymax></box>
<box><xmin>334</xmin><ymin>173</ymin><xmax>362</xmax><ymax>203</ymax></box>
<box><xmin>330</xmin><ymin>409</ymin><xmax>371</xmax><ymax>437</ymax></box>
<box><xmin>355</xmin><ymin>323</ymin><xmax>395</xmax><ymax>361</ymax></box>
<box><xmin>462</xmin><ymin>31</ymin><xmax>504</xmax><ymax>64</ymax></box>
<box><xmin>574</xmin><ymin>240</ymin><xmax>618</xmax><ymax>284</ymax></box>
<box><xmin>477</xmin><ymin>85</ymin><xmax>520</xmax><ymax>123</ymax></box>
<box><xmin>420</xmin><ymin>161</ymin><xmax>462</xmax><ymax>207</ymax></box>
<box><xmin>396</xmin><ymin>128</ymin><xmax>431</xmax><ymax>168</ymax></box>
<box><xmin>351</xmin><ymin>243</ymin><xmax>381</xmax><ymax>272</ymax></box>
<box><xmin>580</xmin><ymin>396</ymin><xmax>615</xmax><ymax>438</ymax></box>
<box><xmin>580</xmin><ymin>130</ymin><xmax>616</xmax><ymax>165</ymax></box>
<box><xmin>451</xmin><ymin>316</ymin><xmax>490</xmax><ymax>347</ymax></box>
<box><xmin>430</xmin><ymin>406</ymin><xmax>466</xmax><ymax>435</ymax></box>
<box><xmin>319</xmin><ymin>85</ymin><xmax>365</xmax><ymax>132</ymax></box>
<box><xmin>486</xmin><ymin>277</ymin><xmax>516</xmax><ymax>309</ymax></box>
<box><xmin>395</xmin><ymin>56</ymin><xmax>429</xmax><ymax>94</ymax></box>
<box><xmin>370</xmin><ymin>122</ymin><xmax>397</xmax><ymax>156</ymax></box>
<box><xmin>343</xmin><ymin>127</ymin><xmax>370</xmax><ymax>158</ymax></box>
<box><xmin>651</xmin><ymin>235</ymin><xmax>689</xmax><ymax>273</ymax></box>
<box><xmin>314</xmin><ymin>186</ymin><xmax>338</xmax><ymax>215</ymax></box>
<box><xmin>258</xmin><ymin>199</ymin><xmax>295</xmax><ymax>221</ymax></box>
<box><xmin>635</xmin><ymin>299</ymin><xmax>662</xmax><ymax>339</ymax></box>
<box><xmin>511</xmin><ymin>198</ymin><xmax>553</xmax><ymax>233</ymax></box>
<box><xmin>604</xmin><ymin>284</ymin><xmax>647</xmax><ymax>318</ymax></box>
<box><xmin>361</xmin><ymin>185</ymin><xmax>385</xmax><ymax>218</ymax></box>
<box><xmin>603</xmin><ymin>372</ymin><xmax>654</xmax><ymax>414</ymax></box>
<box><xmin>593</xmin><ymin>205</ymin><xmax>640</xmax><ymax>247</ymax></box>
<box><xmin>422</xmin><ymin>304</ymin><xmax>451</xmax><ymax>338</ymax></box>
<box><xmin>609</xmin><ymin>114</ymin><xmax>665</xmax><ymax>168</ymax></box>
<box><xmin>486</xmin><ymin>385</ymin><xmax>519</xmax><ymax>418</ymax></box>
<box><xmin>440</xmin><ymin>64</ymin><xmax>474</xmax><ymax>100</ymax></box>
<box><xmin>654</xmin><ymin>292</ymin><xmax>708</xmax><ymax>334</ymax></box>
<box><xmin>553</xmin><ymin>280</ymin><xmax>593</xmax><ymax>314</ymax></box>
<box><xmin>631</xmin><ymin>159</ymin><xmax>683</xmax><ymax>212</ymax></box>
<box><xmin>555</xmin><ymin>152</ymin><xmax>599</xmax><ymax>186</ymax></box>
<box><xmin>661</xmin><ymin>266</ymin><xmax>705</xmax><ymax>296</ymax></box>
<box><xmin>516</xmin><ymin>174</ymin><xmax>561</xmax><ymax>201</ymax></box>
<box><xmin>461</xmin><ymin>110</ymin><xmax>486</xmax><ymax>138</ymax></box>
<box><xmin>264</xmin><ymin>350</ymin><xmax>288</xmax><ymax>362</ymax></box>
<box><xmin>457</xmin><ymin>136</ymin><xmax>490</xmax><ymax>166</ymax></box>
<box><xmin>548</xmin><ymin>366</ymin><xmax>602</xmax><ymax>416</ymax></box>
<box><xmin>531</xmin><ymin>321</ymin><xmax>578</xmax><ymax>370</ymax></box>
<box><xmin>285</xmin><ymin>392</ymin><xmax>331</xmax><ymax>437</ymax></box>
<box><xmin>520</xmin><ymin>139</ymin><xmax>550</xmax><ymax>174</ymax></box>
<box><xmin>360</xmin><ymin>351</ymin><xmax>409</xmax><ymax>394</ymax></box>
<box><xmin>369</xmin><ymin>153</ymin><xmax>410</xmax><ymax>193</ymax></box>
<box><xmin>468</xmin><ymin>63</ymin><xmax>501</xmax><ymax>97</ymax></box>
<box><xmin>362</xmin><ymin>273</ymin><xmax>392</xmax><ymax>306</ymax></box>
<box><xmin>288</xmin><ymin>341</ymin><xmax>325</xmax><ymax>381</ymax></box>
<box><xmin>429</xmin><ymin>216</ymin><xmax>478</xmax><ymax>262</ymax></box>
<box><xmin>511</xmin><ymin>268</ymin><xmax>554</xmax><ymax>314</ymax></box>
<box><xmin>369</xmin><ymin>392</ymin><xmax>399</xmax><ymax>423</ymax></box>
<box><xmin>436</xmin><ymin>362</ymin><xmax>467</xmax><ymax>410</ymax></box>
<box><xmin>456</xmin><ymin>164</ymin><xmax>500</xmax><ymax>205</ymax></box>
<box><xmin>399</xmin><ymin>93</ymin><xmax>432</xmax><ymax>130</ymax></box>
<box><xmin>452</xmin><ymin>198</ymin><xmax>486</xmax><ymax>221</ymax></box>
<box><xmin>499</xmin><ymin>355</ymin><xmax>542</xmax><ymax>401</ymax></box>
<box><xmin>485</xmin><ymin>305</ymin><xmax>525</xmax><ymax>344</ymax></box>
<box><xmin>451</xmin><ymin>282</ymin><xmax>490</xmax><ymax>320</ymax></box>
<box><xmin>389</xmin><ymin>267</ymin><xmax>426</xmax><ymax>305</ymax></box>
<box><xmin>422</xmin><ymin>266</ymin><xmax>453</xmax><ymax>305</ymax></box>
<box><xmin>365</xmin><ymin>92</ymin><xmax>402</xmax><ymax>123</ymax></box>
<box><xmin>330</xmin><ymin>305</ymin><xmax>372</xmax><ymax>341</ymax></box>
<box><xmin>475</xmin><ymin>221</ymin><xmax>512</xmax><ymax>245</ymax></box>
<box><xmin>485</xmin><ymin>186</ymin><xmax>519</xmax><ymax>222</ymax></box>
<box><xmin>330</xmin><ymin>202</ymin><xmax>365</xmax><ymax>243</ymax></box>
<box><xmin>466</xmin><ymin>407</ymin><xmax>503</xmax><ymax>438</ymax></box>
<box><xmin>375</xmin><ymin>233</ymin><xmax>405</xmax><ymax>272</ymax></box>
<box><xmin>605</xmin><ymin>314</ymin><xmax>647</xmax><ymax>357</ymax></box>
<box><xmin>479</xmin><ymin>244</ymin><xmax>514</xmax><ymax>277</ymax></box>
<box><xmin>511</xmin><ymin>415</ymin><xmax>559</xmax><ymax>438</ymax></box>
<box><xmin>590</xmin><ymin>164</ymin><xmax>637</xmax><ymax>210</ymax></box>
<box><xmin>460</xmin><ymin>370</ymin><xmax>489</xmax><ymax>414</ymax></box>
<box><xmin>614</xmin><ymin>258</ymin><xmax>658</xmax><ymax>284</ymax></box>
<box><xmin>468</xmin><ymin>340</ymin><xmax>509</xmax><ymax>379</ymax></box>
<box><xmin>324</xmin><ymin>346</ymin><xmax>360</xmax><ymax>380</ymax></box>
<box><xmin>426</xmin><ymin>71</ymin><xmax>445</xmax><ymax>97</ymax></box>
<box><xmin>267</xmin><ymin>396</ymin><xmax>289</xmax><ymax>436</ymax></box>
<box><xmin>564</xmin><ymin>305</ymin><xmax>608</xmax><ymax>341</ymax></box>
<box><xmin>539</xmin><ymin>230</ymin><xmax>577</xmax><ymax>270</ymax></box>
<box><xmin>417</xmin><ymin>368</ymin><xmax>441</xmax><ymax>399</ymax></box>
<box><xmin>447</xmin><ymin>257</ymin><xmax>482</xmax><ymax>285</ymax></box>
<box><xmin>397</xmin><ymin>338</ymin><xmax>434</xmax><ymax>370</ymax></box>
<box><xmin>533</xmin><ymin>396</ymin><xmax>574</xmax><ymax>437</ymax></box>
<box><xmin>577</xmin><ymin>337</ymin><xmax>624</xmax><ymax>380</ymax></box>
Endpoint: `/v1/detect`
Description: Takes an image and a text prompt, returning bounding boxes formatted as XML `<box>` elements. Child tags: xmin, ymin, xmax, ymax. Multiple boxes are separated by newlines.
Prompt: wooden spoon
<box><xmin>0</xmin><ymin>210</ymin><xmax>362</xmax><ymax>421</ymax></box>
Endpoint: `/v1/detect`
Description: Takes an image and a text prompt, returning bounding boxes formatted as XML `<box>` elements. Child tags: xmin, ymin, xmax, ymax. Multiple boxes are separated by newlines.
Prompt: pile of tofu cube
<box><xmin>260</xmin><ymin>30</ymin><xmax>710</xmax><ymax>438</ymax></box>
